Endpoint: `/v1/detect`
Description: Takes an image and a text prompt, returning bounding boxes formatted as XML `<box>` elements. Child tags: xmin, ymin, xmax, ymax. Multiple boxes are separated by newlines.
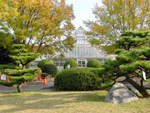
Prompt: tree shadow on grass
<box><xmin>0</xmin><ymin>90</ymin><xmax>107</xmax><ymax>113</ymax></box>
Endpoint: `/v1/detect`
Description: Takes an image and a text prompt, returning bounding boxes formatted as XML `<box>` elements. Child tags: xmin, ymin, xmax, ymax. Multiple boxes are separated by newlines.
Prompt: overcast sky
<box><xmin>66</xmin><ymin>0</ymin><xmax>103</xmax><ymax>30</ymax></box>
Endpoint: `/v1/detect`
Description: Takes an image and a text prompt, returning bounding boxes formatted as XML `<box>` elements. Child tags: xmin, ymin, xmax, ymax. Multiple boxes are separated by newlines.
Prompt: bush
<box><xmin>42</xmin><ymin>63</ymin><xmax>58</xmax><ymax>77</ymax></box>
<box><xmin>80</xmin><ymin>67</ymin><xmax>114</xmax><ymax>90</ymax></box>
<box><xmin>54</xmin><ymin>68</ymin><xmax>101</xmax><ymax>91</ymax></box>
<box><xmin>89</xmin><ymin>67</ymin><xmax>114</xmax><ymax>90</ymax></box>
<box><xmin>80</xmin><ymin>67</ymin><xmax>102</xmax><ymax>73</ymax></box>
<box><xmin>87</xmin><ymin>59</ymin><xmax>102</xmax><ymax>68</ymax></box>
<box><xmin>64</xmin><ymin>59</ymin><xmax>77</xmax><ymax>69</ymax></box>
<box><xmin>37</xmin><ymin>59</ymin><xmax>53</xmax><ymax>68</ymax></box>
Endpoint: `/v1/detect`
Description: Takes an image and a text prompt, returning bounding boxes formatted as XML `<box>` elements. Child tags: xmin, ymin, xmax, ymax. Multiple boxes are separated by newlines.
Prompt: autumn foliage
<box><xmin>0</xmin><ymin>0</ymin><xmax>76</xmax><ymax>58</ymax></box>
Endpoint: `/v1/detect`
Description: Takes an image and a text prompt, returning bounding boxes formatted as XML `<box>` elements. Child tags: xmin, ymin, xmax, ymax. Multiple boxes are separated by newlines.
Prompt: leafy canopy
<box><xmin>84</xmin><ymin>0</ymin><xmax>150</xmax><ymax>53</ymax></box>
<box><xmin>0</xmin><ymin>0</ymin><xmax>76</xmax><ymax>58</ymax></box>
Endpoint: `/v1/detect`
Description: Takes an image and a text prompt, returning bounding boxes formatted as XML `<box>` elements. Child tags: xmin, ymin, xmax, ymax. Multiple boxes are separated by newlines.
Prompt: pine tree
<box><xmin>0</xmin><ymin>44</ymin><xmax>40</xmax><ymax>93</ymax></box>
<box><xmin>101</xmin><ymin>31</ymin><xmax>150</xmax><ymax>97</ymax></box>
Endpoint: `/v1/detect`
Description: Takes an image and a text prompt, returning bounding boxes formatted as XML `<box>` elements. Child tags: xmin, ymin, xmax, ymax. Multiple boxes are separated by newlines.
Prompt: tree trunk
<box><xmin>17</xmin><ymin>83</ymin><xmax>22</xmax><ymax>93</ymax></box>
<box><xmin>126</xmin><ymin>75</ymin><xmax>149</xmax><ymax>97</ymax></box>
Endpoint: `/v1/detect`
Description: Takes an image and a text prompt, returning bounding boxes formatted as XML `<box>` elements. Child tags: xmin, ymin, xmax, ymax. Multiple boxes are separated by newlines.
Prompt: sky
<box><xmin>66</xmin><ymin>0</ymin><xmax>103</xmax><ymax>30</ymax></box>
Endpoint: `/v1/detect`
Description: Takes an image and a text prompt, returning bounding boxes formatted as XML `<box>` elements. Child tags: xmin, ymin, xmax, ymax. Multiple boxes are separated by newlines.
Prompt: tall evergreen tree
<box><xmin>100</xmin><ymin>31</ymin><xmax>150</xmax><ymax>97</ymax></box>
<box><xmin>0</xmin><ymin>44</ymin><xmax>40</xmax><ymax>93</ymax></box>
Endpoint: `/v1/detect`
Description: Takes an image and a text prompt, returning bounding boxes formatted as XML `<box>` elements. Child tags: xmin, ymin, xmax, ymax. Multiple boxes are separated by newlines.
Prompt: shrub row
<box><xmin>63</xmin><ymin>59</ymin><xmax>102</xmax><ymax>69</ymax></box>
<box><xmin>54</xmin><ymin>68</ymin><xmax>101</xmax><ymax>91</ymax></box>
<box><xmin>54</xmin><ymin>67</ymin><xmax>114</xmax><ymax>91</ymax></box>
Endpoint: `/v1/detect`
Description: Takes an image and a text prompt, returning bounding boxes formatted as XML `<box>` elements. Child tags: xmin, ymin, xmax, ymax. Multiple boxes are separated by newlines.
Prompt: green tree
<box><xmin>100</xmin><ymin>31</ymin><xmax>150</xmax><ymax>97</ymax></box>
<box><xmin>0</xmin><ymin>0</ymin><xmax>76</xmax><ymax>58</ymax></box>
<box><xmin>84</xmin><ymin>0</ymin><xmax>150</xmax><ymax>49</ymax></box>
<box><xmin>0</xmin><ymin>44</ymin><xmax>40</xmax><ymax>93</ymax></box>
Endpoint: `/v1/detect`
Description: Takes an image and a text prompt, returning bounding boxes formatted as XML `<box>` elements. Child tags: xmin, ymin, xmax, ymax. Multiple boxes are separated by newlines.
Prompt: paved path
<box><xmin>0</xmin><ymin>80</ymin><xmax>54</xmax><ymax>93</ymax></box>
<box><xmin>0</xmin><ymin>79</ymin><xmax>150</xmax><ymax>93</ymax></box>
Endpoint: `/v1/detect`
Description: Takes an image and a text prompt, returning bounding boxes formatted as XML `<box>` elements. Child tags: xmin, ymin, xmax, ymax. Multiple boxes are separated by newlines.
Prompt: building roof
<box><xmin>64</xmin><ymin>26</ymin><xmax>107</xmax><ymax>59</ymax></box>
<box><xmin>36</xmin><ymin>26</ymin><xmax>114</xmax><ymax>61</ymax></box>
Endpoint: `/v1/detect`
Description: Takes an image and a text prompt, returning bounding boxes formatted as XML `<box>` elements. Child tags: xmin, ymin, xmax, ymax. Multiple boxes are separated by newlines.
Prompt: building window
<box><xmin>60</xmin><ymin>63</ymin><xmax>64</xmax><ymax>66</ymax></box>
<box><xmin>78</xmin><ymin>60</ymin><xmax>86</xmax><ymax>67</ymax></box>
<box><xmin>77</xmin><ymin>39</ymin><xmax>84</xmax><ymax>44</ymax></box>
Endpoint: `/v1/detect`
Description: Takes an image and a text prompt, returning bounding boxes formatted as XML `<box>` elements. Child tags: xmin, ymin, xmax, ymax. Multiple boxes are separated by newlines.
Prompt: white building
<box><xmin>32</xmin><ymin>26</ymin><xmax>115</xmax><ymax>69</ymax></box>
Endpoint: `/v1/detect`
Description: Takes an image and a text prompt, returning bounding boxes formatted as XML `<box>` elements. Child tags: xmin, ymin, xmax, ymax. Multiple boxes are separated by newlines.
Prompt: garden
<box><xmin>0</xmin><ymin>31</ymin><xmax>150</xmax><ymax>113</ymax></box>
<box><xmin>0</xmin><ymin>0</ymin><xmax>150</xmax><ymax>112</ymax></box>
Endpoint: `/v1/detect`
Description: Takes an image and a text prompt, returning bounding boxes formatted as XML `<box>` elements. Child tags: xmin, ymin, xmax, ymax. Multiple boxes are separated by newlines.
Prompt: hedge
<box><xmin>54</xmin><ymin>68</ymin><xmax>101</xmax><ymax>91</ymax></box>
<box><xmin>87</xmin><ymin>59</ymin><xmax>102</xmax><ymax>68</ymax></box>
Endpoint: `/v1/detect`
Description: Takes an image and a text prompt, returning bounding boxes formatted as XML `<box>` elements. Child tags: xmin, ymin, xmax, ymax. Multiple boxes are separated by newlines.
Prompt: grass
<box><xmin>0</xmin><ymin>90</ymin><xmax>150</xmax><ymax>113</ymax></box>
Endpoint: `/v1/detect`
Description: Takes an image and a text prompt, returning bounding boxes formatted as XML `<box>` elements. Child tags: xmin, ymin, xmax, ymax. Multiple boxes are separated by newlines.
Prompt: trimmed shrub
<box><xmin>54</xmin><ymin>68</ymin><xmax>101</xmax><ymax>91</ymax></box>
<box><xmin>87</xmin><ymin>59</ymin><xmax>102</xmax><ymax>68</ymax></box>
<box><xmin>88</xmin><ymin>67</ymin><xmax>114</xmax><ymax>90</ymax></box>
<box><xmin>37</xmin><ymin>59</ymin><xmax>53</xmax><ymax>68</ymax></box>
<box><xmin>79</xmin><ymin>67</ymin><xmax>114</xmax><ymax>90</ymax></box>
<box><xmin>64</xmin><ymin>59</ymin><xmax>77</xmax><ymax>69</ymax></box>
<box><xmin>42</xmin><ymin>63</ymin><xmax>58</xmax><ymax>77</ymax></box>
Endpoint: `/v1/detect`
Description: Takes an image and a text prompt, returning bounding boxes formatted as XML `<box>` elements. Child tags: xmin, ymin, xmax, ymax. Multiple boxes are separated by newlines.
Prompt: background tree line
<box><xmin>84</xmin><ymin>0</ymin><xmax>150</xmax><ymax>53</ymax></box>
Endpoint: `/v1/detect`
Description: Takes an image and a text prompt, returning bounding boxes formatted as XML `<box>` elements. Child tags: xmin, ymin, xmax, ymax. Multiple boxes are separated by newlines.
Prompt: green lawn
<box><xmin>0</xmin><ymin>90</ymin><xmax>150</xmax><ymax>113</ymax></box>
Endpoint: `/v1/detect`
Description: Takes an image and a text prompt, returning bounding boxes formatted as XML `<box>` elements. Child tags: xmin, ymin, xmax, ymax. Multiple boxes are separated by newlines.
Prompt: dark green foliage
<box><xmin>0</xmin><ymin>65</ymin><xmax>22</xmax><ymax>69</ymax></box>
<box><xmin>101</xmin><ymin>31</ymin><xmax>150</xmax><ymax>97</ymax></box>
<box><xmin>2</xmin><ymin>68</ymin><xmax>40</xmax><ymax>76</ymax></box>
<box><xmin>83</xmin><ymin>67</ymin><xmax>115</xmax><ymax>90</ymax></box>
<box><xmin>54</xmin><ymin>68</ymin><xmax>101</xmax><ymax>91</ymax></box>
<box><xmin>37</xmin><ymin>59</ymin><xmax>53</xmax><ymax>68</ymax></box>
<box><xmin>64</xmin><ymin>59</ymin><xmax>77</xmax><ymax>69</ymax></box>
<box><xmin>0</xmin><ymin>80</ymin><xmax>17</xmax><ymax>87</ymax></box>
<box><xmin>79</xmin><ymin>67</ymin><xmax>103</xmax><ymax>75</ymax></box>
<box><xmin>42</xmin><ymin>63</ymin><xmax>58</xmax><ymax>77</ymax></box>
<box><xmin>0</xmin><ymin>44</ymin><xmax>40</xmax><ymax>93</ymax></box>
<box><xmin>10</xmin><ymin>73</ymin><xmax>36</xmax><ymax>81</ymax></box>
<box><xmin>98</xmin><ymin>81</ymin><xmax>114</xmax><ymax>90</ymax></box>
<box><xmin>8</xmin><ymin>44</ymin><xmax>40</xmax><ymax>66</ymax></box>
<box><xmin>87</xmin><ymin>59</ymin><xmax>102</xmax><ymax>68</ymax></box>
<box><xmin>0</xmin><ymin>47</ymin><xmax>13</xmax><ymax>64</ymax></box>
<box><xmin>115</xmin><ymin>31</ymin><xmax>150</xmax><ymax>50</ymax></box>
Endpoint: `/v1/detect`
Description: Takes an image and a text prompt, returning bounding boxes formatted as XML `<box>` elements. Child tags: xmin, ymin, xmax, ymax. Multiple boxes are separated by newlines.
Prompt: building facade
<box><xmin>32</xmin><ymin>26</ymin><xmax>115</xmax><ymax>69</ymax></box>
<box><xmin>52</xmin><ymin>26</ymin><xmax>107</xmax><ymax>69</ymax></box>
